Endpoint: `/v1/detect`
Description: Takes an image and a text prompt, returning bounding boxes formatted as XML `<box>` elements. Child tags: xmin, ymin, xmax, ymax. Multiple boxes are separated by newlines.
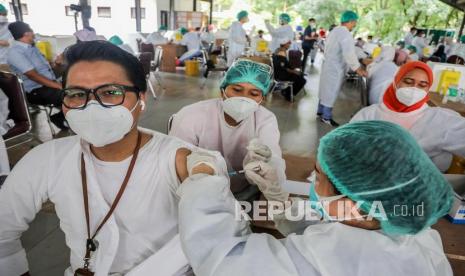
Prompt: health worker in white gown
<box><xmin>177</xmin><ymin>120</ymin><xmax>453</xmax><ymax>276</ymax></box>
<box><xmin>169</xmin><ymin>59</ymin><xmax>286</xmax><ymax>201</ymax></box>
<box><xmin>351</xmin><ymin>61</ymin><xmax>465</xmax><ymax>172</ymax></box>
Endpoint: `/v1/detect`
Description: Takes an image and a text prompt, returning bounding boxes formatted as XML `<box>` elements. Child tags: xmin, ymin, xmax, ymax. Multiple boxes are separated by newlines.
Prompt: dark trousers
<box><xmin>277</xmin><ymin>73</ymin><xmax>306</xmax><ymax>100</ymax></box>
<box><xmin>302</xmin><ymin>46</ymin><xmax>311</xmax><ymax>70</ymax></box>
<box><xmin>26</xmin><ymin>86</ymin><xmax>65</xmax><ymax>124</ymax></box>
<box><xmin>26</xmin><ymin>86</ymin><xmax>62</xmax><ymax>107</ymax></box>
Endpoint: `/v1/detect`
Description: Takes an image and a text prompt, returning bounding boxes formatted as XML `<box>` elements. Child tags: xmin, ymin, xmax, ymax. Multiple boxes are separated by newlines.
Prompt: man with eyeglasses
<box><xmin>7</xmin><ymin>21</ymin><xmax>67</xmax><ymax>129</ymax></box>
<box><xmin>0</xmin><ymin>40</ymin><xmax>227</xmax><ymax>275</ymax></box>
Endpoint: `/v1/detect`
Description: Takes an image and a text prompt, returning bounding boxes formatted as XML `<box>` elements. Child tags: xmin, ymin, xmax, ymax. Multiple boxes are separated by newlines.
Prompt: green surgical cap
<box><xmin>279</xmin><ymin>13</ymin><xmax>291</xmax><ymax>23</ymax></box>
<box><xmin>159</xmin><ymin>25</ymin><xmax>167</xmax><ymax>31</ymax></box>
<box><xmin>341</xmin><ymin>10</ymin><xmax>358</xmax><ymax>23</ymax></box>
<box><xmin>407</xmin><ymin>45</ymin><xmax>417</xmax><ymax>52</ymax></box>
<box><xmin>108</xmin><ymin>35</ymin><xmax>123</xmax><ymax>46</ymax></box>
<box><xmin>237</xmin><ymin>10</ymin><xmax>248</xmax><ymax>21</ymax></box>
<box><xmin>180</xmin><ymin>27</ymin><xmax>188</xmax><ymax>35</ymax></box>
<box><xmin>317</xmin><ymin>121</ymin><xmax>453</xmax><ymax>236</ymax></box>
<box><xmin>0</xmin><ymin>4</ymin><xmax>6</xmax><ymax>13</ymax></box>
<box><xmin>460</xmin><ymin>35</ymin><xmax>465</xmax><ymax>43</ymax></box>
<box><xmin>220</xmin><ymin>59</ymin><xmax>273</xmax><ymax>96</ymax></box>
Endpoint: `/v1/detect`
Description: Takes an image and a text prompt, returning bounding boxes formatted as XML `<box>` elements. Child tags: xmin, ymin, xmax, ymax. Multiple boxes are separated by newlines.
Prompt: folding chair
<box><xmin>138</xmin><ymin>52</ymin><xmax>157</xmax><ymax>99</ymax></box>
<box><xmin>0</xmin><ymin>71</ymin><xmax>35</xmax><ymax>148</ymax></box>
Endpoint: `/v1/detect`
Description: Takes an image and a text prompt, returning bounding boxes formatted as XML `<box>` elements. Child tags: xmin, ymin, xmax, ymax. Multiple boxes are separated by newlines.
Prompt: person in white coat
<box><xmin>0</xmin><ymin>41</ymin><xmax>228</xmax><ymax>275</ymax></box>
<box><xmin>169</xmin><ymin>59</ymin><xmax>286</xmax><ymax>201</ymax></box>
<box><xmin>366</xmin><ymin>46</ymin><xmax>398</xmax><ymax>104</ymax></box>
<box><xmin>265</xmin><ymin>13</ymin><xmax>294</xmax><ymax>53</ymax></box>
<box><xmin>146</xmin><ymin>25</ymin><xmax>168</xmax><ymax>45</ymax></box>
<box><xmin>403</xmin><ymin>27</ymin><xmax>417</xmax><ymax>46</ymax></box>
<box><xmin>351</xmin><ymin>61</ymin><xmax>465</xmax><ymax>172</ymax></box>
<box><xmin>0</xmin><ymin>88</ymin><xmax>9</xmax><ymax>176</ymax></box>
<box><xmin>412</xmin><ymin>30</ymin><xmax>427</xmax><ymax>58</ymax></box>
<box><xmin>0</xmin><ymin>4</ymin><xmax>12</xmax><ymax>69</ymax></box>
<box><xmin>317</xmin><ymin>10</ymin><xmax>367</xmax><ymax>127</ymax></box>
<box><xmin>227</xmin><ymin>10</ymin><xmax>249</xmax><ymax>67</ymax></box>
<box><xmin>176</xmin><ymin>120</ymin><xmax>453</xmax><ymax>276</ymax></box>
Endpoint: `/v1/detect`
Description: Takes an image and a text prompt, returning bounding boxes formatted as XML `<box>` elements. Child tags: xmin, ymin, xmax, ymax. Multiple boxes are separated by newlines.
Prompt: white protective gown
<box><xmin>227</xmin><ymin>21</ymin><xmax>247</xmax><ymax>66</ymax></box>
<box><xmin>351</xmin><ymin>104</ymin><xmax>465</xmax><ymax>172</ymax></box>
<box><xmin>265</xmin><ymin>22</ymin><xmax>294</xmax><ymax>53</ymax></box>
<box><xmin>366</xmin><ymin>47</ymin><xmax>398</xmax><ymax>104</ymax></box>
<box><xmin>0</xmin><ymin>88</ymin><xmax>9</xmax><ymax>174</ymax></box>
<box><xmin>177</xmin><ymin>175</ymin><xmax>453</xmax><ymax>276</ymax></box>
<box><xmin>412</xmin><ymin>36</ymin><xmax>427</xmax><ymax>57</ymax></box>
<box><xmin>180</xmin><ymin>32</ymin><xmax>201</xmax><ymax>52</ymax></box>
<box><xmin>404</xmin><ymin>32</ymin><xmax>415</xmax><ymax>46</ymax></box>
<box><xmin>0</xmin><ymin>23</ymin><xmax>12</xmax><ymax>64</ymax></box>
<box><xmin>318</xmin><ymin>26</ymin><xmax>360</xmax><ymax>108</ymax></box>
<box><xmin>169</xmin><ymin>98</ymin><xmax>286</xmax><ymax>192</ymax></box>
<box><xmin>0</xmin><ymin>128</ymin><xmax>227</xmax><ymax>276</ymax></box>
<box><xmin>449</xmin><ymin>42</ymin><xmax>465</xmax><ymax>60</ymax></box>
<box><xmin>145</xmin><ymin>31</ymin><xmax>168</xmax><ymax>45</ymax></box>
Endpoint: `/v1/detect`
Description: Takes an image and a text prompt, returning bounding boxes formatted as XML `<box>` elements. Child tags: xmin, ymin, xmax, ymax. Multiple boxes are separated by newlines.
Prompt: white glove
<box><xmin>243</xmin><ymin>138</ymin><xmax>272</xmax><ymax>167</ymax></box>
<box><xmin>187</xmin><ymin>151</ymin><xmax>218</xmax><ymax>176</ymax></box>
<box><xmin>244</xmin><ymin>161</ymin><xmax>289</xmax><ymax>202</ymax></box>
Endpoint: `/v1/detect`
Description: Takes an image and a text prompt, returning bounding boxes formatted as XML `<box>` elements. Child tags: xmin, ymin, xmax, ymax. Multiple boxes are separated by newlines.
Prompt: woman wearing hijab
<box><xmin>366</xmin><ymin>46</ymin><xmax>398</xmax><ymax>104</ymax></box>
<box><xmin>351</xmin><ymin>61</ymin><xmax>465</xmax><ymax>172</ymax></box>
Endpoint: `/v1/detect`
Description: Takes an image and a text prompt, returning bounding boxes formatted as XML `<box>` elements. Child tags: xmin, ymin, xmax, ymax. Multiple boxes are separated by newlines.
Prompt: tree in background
<box><xmin>213</xmin><ymin>0</ymin><xmax>463</xmax><ymax>43</ymax></box>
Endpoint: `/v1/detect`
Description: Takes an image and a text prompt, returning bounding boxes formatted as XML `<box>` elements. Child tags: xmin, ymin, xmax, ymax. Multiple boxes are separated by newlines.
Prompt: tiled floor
<box><xmin>5</xmin><ymin>54</ymin><xmax>365</xmax><ymax>275</ymax></box>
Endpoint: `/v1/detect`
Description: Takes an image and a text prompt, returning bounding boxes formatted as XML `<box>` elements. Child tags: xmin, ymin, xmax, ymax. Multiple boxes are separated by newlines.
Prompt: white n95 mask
<box><xmin>0</xmin><ymin>16</ymin><xmax>8</xmax><ymax>24</ymax></box>
<box><xmin>65</xmin><ymin>100</ymin><xmax>139</xmax><ymax>147</ymax></box>
<box><xmin>395</xmin><ymin>86</ymin><xmax>427</xmax><ymax>106</ymax></box>
<box><xmin>222</xmin><ymin>96</ymin><xmax>259</xmax><ymax>123</ymax></box>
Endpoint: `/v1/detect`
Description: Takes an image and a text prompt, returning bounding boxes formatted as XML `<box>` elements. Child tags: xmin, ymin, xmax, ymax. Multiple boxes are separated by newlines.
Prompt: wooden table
<box><xmin>159</xmin><ymin>44</ymin><xmax>188</xmax><ymax>73</ymax></box>
<box><xmin>428</xmin><ymin>92</ymin><xmax>465</xmax><ymax>117</ymax></box>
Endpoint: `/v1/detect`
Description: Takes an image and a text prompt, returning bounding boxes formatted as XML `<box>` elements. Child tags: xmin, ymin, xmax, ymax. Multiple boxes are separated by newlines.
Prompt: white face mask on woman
<box><xmin>221</xmin><ymin>91</ymin><xmax>260</xmax><ymax>123</ymax></box>
<box><xmin>394</xmin><ymin>84</ymin><xmax>427</xmax><ymax>107</ymax></box>
<box><xmin>65</xmin><ymin>100</ymin><xmax>140</xmax><ymax>147</ymax></box>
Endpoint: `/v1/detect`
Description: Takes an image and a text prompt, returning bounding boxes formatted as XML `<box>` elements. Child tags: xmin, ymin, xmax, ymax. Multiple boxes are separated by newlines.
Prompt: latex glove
<box><xmin>243</xmin><ymin>138</ymin><xmax>272</xmax><ymax>167</ymax></box>
<box><xmin>187</xmin><ymin>151</ymin><xmax>218</xmax><ymax>176</ymax></box>
<box><xmin>244</xmin><ymin>161</ymin><xmax>289</xmax><ymax>202</ymax></box>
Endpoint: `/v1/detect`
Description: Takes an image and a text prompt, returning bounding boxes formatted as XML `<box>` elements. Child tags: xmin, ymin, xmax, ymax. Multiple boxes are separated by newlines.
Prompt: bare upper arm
<box><xmin>175</xmin><ymin>147</ymin><xmax>191</xmax><ymax>183</ymax></box>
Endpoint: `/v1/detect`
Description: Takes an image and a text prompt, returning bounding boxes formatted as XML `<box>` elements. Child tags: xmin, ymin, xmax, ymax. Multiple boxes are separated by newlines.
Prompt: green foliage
<box><xmin>252</xmin><ymin>0</ymin><xmax>462</xmax><ymax>43</ymax></box>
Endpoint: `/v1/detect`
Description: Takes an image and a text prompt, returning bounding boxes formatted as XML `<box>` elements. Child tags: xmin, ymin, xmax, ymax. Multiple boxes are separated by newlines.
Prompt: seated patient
<box><xmin>177</xmin><ymin>120</ymin><xmax>453</xmax><ymax>276</ymax></box>
<box><xmin>0</xmin><ymin>41</ymin><xmax>227</xmax><ymax>275</ymax></box>
<box><xmin>352</xmin><ymin>61</ymin><xmax>465</xmax><ymax>172</ymax></box>
<box><xmin>170</xmin><ymin>59</ymin><xmax>287</xmax><ymax>201</ymax></box>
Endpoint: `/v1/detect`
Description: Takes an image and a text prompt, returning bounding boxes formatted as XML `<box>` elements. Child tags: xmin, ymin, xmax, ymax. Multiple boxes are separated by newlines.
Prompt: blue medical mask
<box><xmin>308</xmin><ymin>171</ymin><xmax>346</xmax><ymax>221</ymax></box>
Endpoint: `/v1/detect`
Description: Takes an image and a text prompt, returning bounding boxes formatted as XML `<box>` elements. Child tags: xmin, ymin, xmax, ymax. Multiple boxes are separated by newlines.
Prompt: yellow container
<box><xmin>185</xmin><ymin>60</ymin><xmax>200</xmax><ymax>76</ymax></box>
<box><xmin>175</xmin><ymin>32</ymin><xmax>183</xmax><ymax>42</ymax></box>
<box><xmin>36</xmin><ymin>41</ymin><xmax>53</xmax><ymax>61</ymax></box>
<box><xmin>256</xmin><ymin>40</ymin><xmax>268</xmax><ymax>52</ymax></box>
<box><xmin>436</xmin><ymin>68</ymin><xmax>461</xmax><ymax>95</ymax></box>
<box><xmin>371</xmin><ymin>46</ymin><xmax>382</xmax><ymax>59</ymax></box>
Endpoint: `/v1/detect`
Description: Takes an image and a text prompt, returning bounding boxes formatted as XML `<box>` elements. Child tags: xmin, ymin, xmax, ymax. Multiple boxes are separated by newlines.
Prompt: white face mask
<box><xmin>395</xmin><ymin>85</ymin><xmax>427</xmax><ymax>106</ymax></box>
<box><xmin>0</xmin><ymin>16</ymin><xmax>8</xmax><ymax>24</ymax></box>
<box><xmin>222</xmin><ymin>93</ymin><xmax>260</xmax><ymax>123</ymax></box>
<box><xmin>65</xmin><ymin>100</ymin><xmax>139</xmax><ymax>147</ymax></box>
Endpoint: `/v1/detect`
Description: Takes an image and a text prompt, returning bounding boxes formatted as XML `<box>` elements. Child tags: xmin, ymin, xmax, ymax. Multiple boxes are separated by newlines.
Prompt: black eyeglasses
<box><xmin>61</xmin><ymin>84</ymin><xmax>140</xmax><ymax>109</ymax></box>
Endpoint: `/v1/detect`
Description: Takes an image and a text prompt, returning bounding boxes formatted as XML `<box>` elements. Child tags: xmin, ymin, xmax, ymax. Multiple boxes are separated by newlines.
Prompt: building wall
<box><xmin>1</xmin><ymin>0</ymin><xmax>198</xmax><ymax>38</ymax></box>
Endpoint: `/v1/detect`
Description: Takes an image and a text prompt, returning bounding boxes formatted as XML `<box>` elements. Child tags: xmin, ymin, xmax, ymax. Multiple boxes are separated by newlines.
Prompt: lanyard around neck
<box><xmin>78</xmin><ymin>131</ymin><xmax>142</xmax><ymax>272</ymax></box>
